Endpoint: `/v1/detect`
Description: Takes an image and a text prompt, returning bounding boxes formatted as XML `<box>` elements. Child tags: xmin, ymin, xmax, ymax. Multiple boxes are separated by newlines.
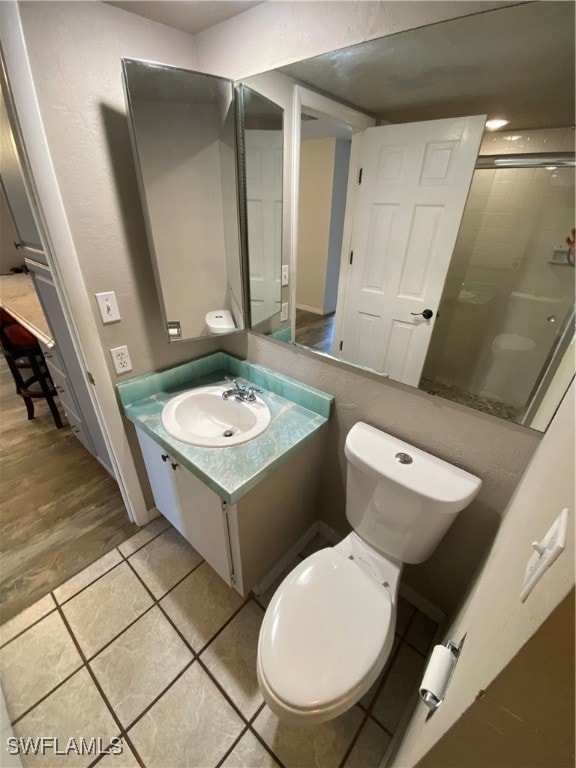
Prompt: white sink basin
<box><xmin>161</xmin><ymin>385</ymin><xmax>271</xmax><ymax>447</ymax></box>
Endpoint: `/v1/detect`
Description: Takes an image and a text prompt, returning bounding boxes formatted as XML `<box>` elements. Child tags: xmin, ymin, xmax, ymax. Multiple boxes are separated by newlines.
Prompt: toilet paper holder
<box><xmin>419</xmin><ymin>637</ymin><xmax>465</xmax><ymax>714</ymax></box>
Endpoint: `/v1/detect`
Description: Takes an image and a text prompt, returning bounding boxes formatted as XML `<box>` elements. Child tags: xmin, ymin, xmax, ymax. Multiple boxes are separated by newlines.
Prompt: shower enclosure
<box><xmin>422</xmin><ymin>149</ymin><xmax>575</xmax><ymax>428</ymax></box>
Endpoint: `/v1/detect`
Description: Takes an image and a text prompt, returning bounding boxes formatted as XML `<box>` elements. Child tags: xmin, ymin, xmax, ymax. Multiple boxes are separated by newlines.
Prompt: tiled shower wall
<box><xmin>424</xmin><ymin>128</ymin><xmax>575</xmax><ymax>393</ymax></box>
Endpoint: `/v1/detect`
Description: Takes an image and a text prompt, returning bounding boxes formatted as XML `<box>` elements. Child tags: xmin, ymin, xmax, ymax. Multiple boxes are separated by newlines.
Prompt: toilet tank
<box><xmin>344</xmin><ymin>423</ymin><xmax>482</xmax><ymax>564</ymax></box>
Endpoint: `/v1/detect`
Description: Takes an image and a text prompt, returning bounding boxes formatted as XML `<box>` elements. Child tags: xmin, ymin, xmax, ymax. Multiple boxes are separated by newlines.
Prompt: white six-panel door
<box><xmin>246</xmin><ymin>130</ymin><xmax>283</xmax><ymax>325</ymax></box>
<box><xmin>335</xmin><ymin>115</ymin><xmax>485</xmax><ymax>386</ymax></box>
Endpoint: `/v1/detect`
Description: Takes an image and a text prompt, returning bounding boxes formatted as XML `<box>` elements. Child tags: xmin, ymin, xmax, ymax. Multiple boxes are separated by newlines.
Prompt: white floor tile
<box><xmin>0</xmin><ymin>612</ymin><xmax>82</xmax><ymax>722</ymax></box>
<box><xmin>90</xmin><ymin>607</ymin><xmax>193</xmax><ymax>727</ymax></box>
<box><xmin>128</xmin><ymin>662</ymin><xmax>244</xmax><ymax>768</ymax></box>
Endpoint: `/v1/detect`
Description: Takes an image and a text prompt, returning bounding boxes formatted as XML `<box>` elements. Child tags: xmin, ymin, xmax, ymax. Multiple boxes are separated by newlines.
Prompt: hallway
<box><xmin>0</xmin><ymin>359</ymin><xmax>136</xmax><ymax>622</ymax></box>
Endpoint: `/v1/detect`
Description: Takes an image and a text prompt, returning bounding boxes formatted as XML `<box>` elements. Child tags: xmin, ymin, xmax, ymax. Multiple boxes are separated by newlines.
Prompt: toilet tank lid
<box><xmin>345</xmin><ymin>422</ymin><xmax>482</xmax><ymax>506</ymax></box>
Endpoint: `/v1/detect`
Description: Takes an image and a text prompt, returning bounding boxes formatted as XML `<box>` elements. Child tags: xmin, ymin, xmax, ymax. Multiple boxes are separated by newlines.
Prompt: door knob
<box><xmin>411</xmin><ymin>309</ymin><xmax>434</xmax><ymax>319</ymax></box>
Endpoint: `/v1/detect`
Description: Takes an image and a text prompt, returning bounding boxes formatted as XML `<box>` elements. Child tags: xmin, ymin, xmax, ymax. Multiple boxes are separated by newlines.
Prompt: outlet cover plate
<box><xmin>110</xmin><ymin>345</ymin><xmax>133</xmax><ymax>375</ymax></box>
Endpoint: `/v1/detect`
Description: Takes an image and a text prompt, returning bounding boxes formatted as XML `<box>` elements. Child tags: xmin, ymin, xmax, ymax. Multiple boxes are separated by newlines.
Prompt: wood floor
<box><xmin>295</xmin><ymin>309</ymin><xmax>336</xmax><ymax>354</ymax></box>
<box><xmin>0</xmin><ymin>358</ymin><xmax>137</xmax><ymax>623</ymax></box>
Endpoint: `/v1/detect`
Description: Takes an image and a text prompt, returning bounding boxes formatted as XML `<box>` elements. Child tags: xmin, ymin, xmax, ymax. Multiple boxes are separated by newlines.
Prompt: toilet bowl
<box><xmin>257</xmin><ymin>422</ymin><xmax>482</xmax><ymax>724</ymax></box>
<box><xmin>481</xmin><ymin>333</ymin><xmax>536</xmax><ymax>405</ymax></box>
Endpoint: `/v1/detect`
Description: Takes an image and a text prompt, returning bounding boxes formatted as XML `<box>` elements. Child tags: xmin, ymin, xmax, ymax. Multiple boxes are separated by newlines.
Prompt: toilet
<box><xmin>205</xmin><ymin>309</ymin><xmax>236</xmax><ymax>335</ymax></box>
<box><xmin>257</xmin><ymin>422</ymin><xmax>482</xmax><ymax>724</ymax></box>
<box><xmin>481</xmin><ymin>333</ymin><xmax>536</xmax><ymax>405</ymax></box>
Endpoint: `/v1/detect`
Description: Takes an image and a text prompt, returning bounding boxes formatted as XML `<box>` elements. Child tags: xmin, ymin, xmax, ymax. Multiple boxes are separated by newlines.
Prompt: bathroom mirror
<box><xmin>122</xmin><ymin>59</ymin><xmax>245</xmax><ymax>341</ymax></box>
<box><xmin>249</xmin><ymin>2</ymin><xmax>575</xmax><ymax>431</ymax></box>
<box><xmin>236</xmin><ymin>84</ymin><xmax>284</xmax><ymax>329</ymax></box>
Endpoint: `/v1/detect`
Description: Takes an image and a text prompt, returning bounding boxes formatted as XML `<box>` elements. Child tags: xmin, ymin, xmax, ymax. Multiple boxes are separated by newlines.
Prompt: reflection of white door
<box><xmin>335</xmin><ymin>116</ymin><xmax>485</xmax><ymax>386</ymax></box>
<box><xmin>246</xmin><ymin>130</ymin><xmax>283</xmax><ymax>325</ymax></box>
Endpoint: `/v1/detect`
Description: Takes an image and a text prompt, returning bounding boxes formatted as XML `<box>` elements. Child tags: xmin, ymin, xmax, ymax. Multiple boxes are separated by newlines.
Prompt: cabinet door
<box><xmin>136</xmin><ymin>428</ymin><xmax>181</xmax><ymax>527</ymax></box>
<box><xmin>173</xmin><ymin>465</ymin><xmax>233</xmax><ymax>587</ymax></box>
<box><xmin>136</xmin><ymin>428</ymin><xmax>235</xmax><ymax>588</ymax></box>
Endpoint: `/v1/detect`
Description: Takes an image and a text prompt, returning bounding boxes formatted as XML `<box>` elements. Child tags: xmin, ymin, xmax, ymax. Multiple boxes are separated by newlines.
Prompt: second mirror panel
<box><xmin>237</xmin><ymin>85</ymin><xmax>284</xmax><ymax>330</ymax></box>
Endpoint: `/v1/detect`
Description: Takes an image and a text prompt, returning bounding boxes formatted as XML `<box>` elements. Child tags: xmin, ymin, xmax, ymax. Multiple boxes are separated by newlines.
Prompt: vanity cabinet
<box><xmin>136</xmin><ymin>425</ymin><xmax>323</xmax><ymax>596</ymax></box>
<box><xmin>136</xmin><ymin>428</ymin><xmax>234</xmax><ymax>586</ymax></box>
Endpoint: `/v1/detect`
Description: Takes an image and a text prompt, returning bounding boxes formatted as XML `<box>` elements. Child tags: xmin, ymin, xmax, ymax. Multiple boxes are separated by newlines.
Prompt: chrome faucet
<box><xmin>222</xmin><ymin>376</ymin><xmax>263</xmax><ymax>403</ymax></box>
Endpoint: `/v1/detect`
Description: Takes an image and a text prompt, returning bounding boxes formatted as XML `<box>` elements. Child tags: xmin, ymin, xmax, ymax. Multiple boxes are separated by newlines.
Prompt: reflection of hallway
<box><xmin>295</xmin><ymin>309</ymin><xmax>335</xmax><ymax>354</ymax></box>
<box><xmin>0</xmin><ymin>359</ymin><xmax>136</xmax><ymax>623</ymax></box>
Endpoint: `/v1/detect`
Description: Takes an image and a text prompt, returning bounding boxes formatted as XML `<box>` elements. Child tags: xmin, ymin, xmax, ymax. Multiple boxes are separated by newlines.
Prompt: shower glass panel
<box><xmin>422</xmin><ymin>162</ymin><xmax>575</xmax><ymax>427</ymax></box>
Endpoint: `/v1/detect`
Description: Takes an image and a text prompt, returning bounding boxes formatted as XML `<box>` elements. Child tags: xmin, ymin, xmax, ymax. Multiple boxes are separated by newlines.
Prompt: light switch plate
<box><xmin>95</xmin><ymin>291</ymin><xmax>120</xmax><ymax>324</ymax></box>
<box><xmin>520</xmin><ymin>508</ymin><xmax>569</xmax><ymax>602</ymax></box>
<box><xmin>280</xmin><ymin>302</ymin><xmax>288</xmax><ymax>322</ymax></box>
<box><xmin>281</xmin><ymin>265</ymin><xmax>289</xmax><ymax>286</ymax></box>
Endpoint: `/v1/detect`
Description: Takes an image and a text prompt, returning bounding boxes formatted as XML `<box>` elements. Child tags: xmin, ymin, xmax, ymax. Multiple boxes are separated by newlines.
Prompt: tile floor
<box><xmin>0</xmin><ymin>521</ymin><xmax>439</xmax><ymax>768</ymax></box>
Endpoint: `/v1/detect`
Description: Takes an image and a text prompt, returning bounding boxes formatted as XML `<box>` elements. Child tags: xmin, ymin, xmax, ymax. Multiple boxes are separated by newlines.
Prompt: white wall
<box><xmin>195</xmin><ymin>1</ymin><xmax>512</xmax><ymax>79</ymax></box>
<box><xmin>16</xmin><ymin>1</ymin><xmax>220</xmax><ymax>377</ymax></box>
<box><xmin>297</xmin><ymin>137</ymin><xmax>336</xmax><ymax>314</ymax></box>
<box><xmin>392</xmin><ymin>380</ymin><xmax>575</xmax><ymax>766</ymax></box>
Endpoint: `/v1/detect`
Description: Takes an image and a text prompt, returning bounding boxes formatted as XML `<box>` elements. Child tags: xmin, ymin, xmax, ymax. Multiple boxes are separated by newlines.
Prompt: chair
<box><xmin>0</xmin><ymin>314</ymin><xmax>63</xmax><ymax>429</ymax></box>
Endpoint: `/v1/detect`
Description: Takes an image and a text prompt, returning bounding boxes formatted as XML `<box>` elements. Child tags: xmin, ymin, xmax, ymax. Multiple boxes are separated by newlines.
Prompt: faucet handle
<box><xmin>225</xmin><ymin>375</ymin><xmax>244</xmax><ymax>390</ymax></box>
<box><xmin>247</xmin><ymin>386</ymin><xmax>263</xmax><ymax>401</ymax></box>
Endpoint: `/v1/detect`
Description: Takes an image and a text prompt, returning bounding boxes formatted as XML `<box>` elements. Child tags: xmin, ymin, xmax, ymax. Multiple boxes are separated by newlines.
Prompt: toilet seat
<box><xmin>492</xmin><ymin>333</ymin><xmax>535</xmax><ymax>353</ymax></box>
<box><xmin>257</xmin><ymin>548</ymin><xmax>394</xmax><ymax>723</ymax></box>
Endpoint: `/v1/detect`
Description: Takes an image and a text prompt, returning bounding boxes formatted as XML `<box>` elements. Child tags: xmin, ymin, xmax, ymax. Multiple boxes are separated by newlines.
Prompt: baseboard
<box><xmin>317</xmin><ymin>521</ymin><xmax>341</xmax><ymax>546</ymax></box>
<box><xmin>295</xmin><ymin>303</ymin><xmax>324</xmax><ymax>315</ymax></box>
<box><xmin>252</xmin><ymin>522</ymin><xmax>320</xmax><ymax>595</ymax></box>
<box><xmin>251</xmin><ymin>519</ymin><xmax>446</xmax><ymax>624</ymax></box>
<box><xmin>399</xmin><ymin>583</ymin><xmax>446</xmax><ymax>624</ymax></box>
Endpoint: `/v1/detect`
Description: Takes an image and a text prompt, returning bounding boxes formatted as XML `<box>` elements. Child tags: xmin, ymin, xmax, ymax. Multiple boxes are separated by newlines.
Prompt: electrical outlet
<box><xmin>280</xmin><ymin>302</ymin><xmax>289</xmax><ymax>322</ymax></box>
<box><xmin>281</xmin><ymin>265</ymin><xmax>290</xmax><ymax>286</ymax></box>
<box><xmin>110</xmin><ymin>345</ymin><xmax>133</xmax><ymax>375</ymax></box>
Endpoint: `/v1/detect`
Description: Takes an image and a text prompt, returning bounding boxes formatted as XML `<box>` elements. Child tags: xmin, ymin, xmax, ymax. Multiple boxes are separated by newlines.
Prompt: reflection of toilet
<box><xmin>205</xmin><ymin>310</ymin><xmax>235</xmax><ymax>335</ymax></box>
<box><xmin>483</xmin><ymin>333</ymin><xmax>536</xmax><ymax>406</ymax></box>
<box><xmin>256</xmin><ymin>422</ymin><xmax>482</xmax><ymax>724</ymax></box>
<box><xmin>480</xmin><ymin>291</ymin><xmax>562</xmax><ymax>406</ymax></box>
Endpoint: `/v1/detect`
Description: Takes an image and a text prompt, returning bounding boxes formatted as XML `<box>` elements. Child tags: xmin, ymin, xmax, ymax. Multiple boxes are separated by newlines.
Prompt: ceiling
<box><xmin>278</xmin><ymin>2</ymin><xmax>575</xmax><ymax>130</ymax></box>
<box><xmin>107</xmin><ymin>1</ymin><xmax>262</xmax><ymax>35</ymax></box>
<box><xmin>107</xmin><ymin>2</ymin><xmax>574</xmax><ymax>131</ymax></box>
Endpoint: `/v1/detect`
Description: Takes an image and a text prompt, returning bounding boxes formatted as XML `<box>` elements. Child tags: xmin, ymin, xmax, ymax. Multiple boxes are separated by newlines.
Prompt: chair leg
<box><xmin>29</xmin><ymin>352</ymin><xmax>64</xmax><ymax>430</ymax></box>
<box><xmin>23</xmin><ymin>394</ymin><xmax>35</xmax><ymax>420</ymax></box>
<box><xmin>46</xmin><ymin>391</ymin><xmax>64</xmax><ymax>429</ymax></box>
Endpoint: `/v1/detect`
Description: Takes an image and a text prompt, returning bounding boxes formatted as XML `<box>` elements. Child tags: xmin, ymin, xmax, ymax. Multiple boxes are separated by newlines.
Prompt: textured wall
<box><xmin>195</xmin><ymin>1</ymin><xmax>511</xmax><ymax>80</ymax></box>
<box><xmin>393</xmin><ymin>381</ymin><xmax>574</xmax><ymax>766</ymax></box>
<box><xmin>17</xmin><ymin>1</ymin><xmax>220</xmax><ymax>378</ymax></box>
<box><xmin>221</xmin><ymin>331</ymin><xmax>541</xmax><ymax>613</ymax></box>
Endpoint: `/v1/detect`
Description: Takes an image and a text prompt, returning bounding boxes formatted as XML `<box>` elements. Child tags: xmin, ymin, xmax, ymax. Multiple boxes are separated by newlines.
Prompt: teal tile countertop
<box><xmin>117</xmin><ymin>352</ymin><xmax>333</xmax><ymax>504</ymax></box>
